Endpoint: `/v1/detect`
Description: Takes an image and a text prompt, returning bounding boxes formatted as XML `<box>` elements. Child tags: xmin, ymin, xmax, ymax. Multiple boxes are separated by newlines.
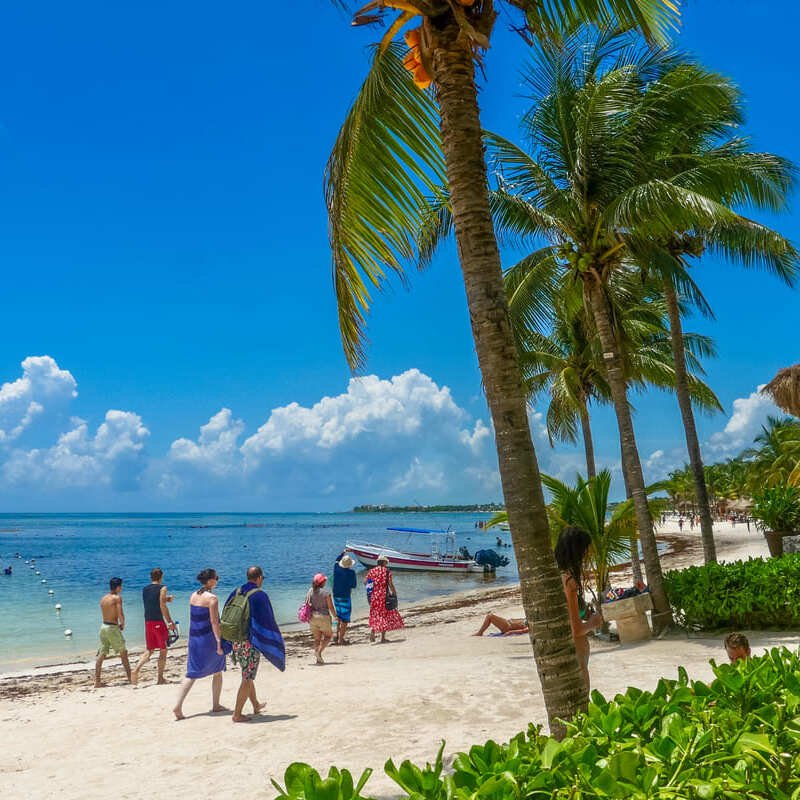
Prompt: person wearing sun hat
<box><xmin>305</xmin><ymin>572</ymin><xmax>338</xmax><ymax>665</ymax></box>
<box><xmin>332</xmin><ymin>552</ymin><xmax>358</xmax><ymax>645</ymax></box>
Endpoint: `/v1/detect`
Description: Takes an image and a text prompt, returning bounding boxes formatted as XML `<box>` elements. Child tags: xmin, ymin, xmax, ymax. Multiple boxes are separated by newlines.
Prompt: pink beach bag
<box><xmin>297</xmin><ymin>595</ymin><xmax>312</xmax><ymax>623</ymax></box>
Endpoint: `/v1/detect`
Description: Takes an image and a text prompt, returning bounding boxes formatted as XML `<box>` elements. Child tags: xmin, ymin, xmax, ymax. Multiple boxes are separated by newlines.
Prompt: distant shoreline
<box><xmin>353</xmin><ymin>504</ymin><xmax>504</xmax><ymax>513</ymax></box>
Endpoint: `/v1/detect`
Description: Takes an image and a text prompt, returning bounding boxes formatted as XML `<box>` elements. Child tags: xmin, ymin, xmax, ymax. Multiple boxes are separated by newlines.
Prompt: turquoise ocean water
<box><xmin>0</xmin><ymin>512</ymin><xmax>516</xmax><ymax>673</ymax></box>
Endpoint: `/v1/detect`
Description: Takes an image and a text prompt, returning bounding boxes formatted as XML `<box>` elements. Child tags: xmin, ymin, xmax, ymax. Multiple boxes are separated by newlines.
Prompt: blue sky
<box><xmin>0</xmin><ymin>1</ymin><xmax>797</xmax><ymax>511</ymax></box>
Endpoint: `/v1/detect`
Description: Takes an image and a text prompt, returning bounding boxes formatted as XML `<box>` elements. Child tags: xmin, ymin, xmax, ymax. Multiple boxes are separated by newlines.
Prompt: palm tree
<box><xmin>637</xmin><ymin>66</ymin><xmax>797</xmax><ymax>564</ymax></box>
<box><xmin>742</xmin><ymin>416</ymin><xmax>800</xmax><ymax>488</ymax></box>
<box><xmin>482</xmin><ymin>32</ymin><xmax>766</xmax><ymax>629</ymax></box>
<box><xmin>326</xmin><ymin>2</ymin><xmax>680</xmax><ymax>733</ymax></box>
<box><xmin>543</xmin><ymin>469</ymin><xmax>664</xmax><ymax>603</ymax></box>
<box><xmin>512</xmin><ymin>275</ymin><xmax>720</xmax><ymax>482</ymax></box>
<box><xmin>513</xmin><ymin>287</ymin><xmax>606</xmax><ymax>479</ymax></box>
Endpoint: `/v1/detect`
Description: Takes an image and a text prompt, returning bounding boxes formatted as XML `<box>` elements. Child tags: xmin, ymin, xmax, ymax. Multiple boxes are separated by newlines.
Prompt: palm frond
<box><xmin>504</xmin><ymin>248</ymin><xmax>563</xmax><ymax>336</ymax></box>
<box><xmin>705</xmin><ymin>216</ymin><xmax>799</xmax><ymax>287</ymax></box>
<box><xmin>517</xmin><ymin>0</ymin><xmax>680</xmax><ymax>48</ymax></box>
<box><xmin>325</xmin><ymin>43</ymin><xmax>445</xmax><ymax>369</ymax></box>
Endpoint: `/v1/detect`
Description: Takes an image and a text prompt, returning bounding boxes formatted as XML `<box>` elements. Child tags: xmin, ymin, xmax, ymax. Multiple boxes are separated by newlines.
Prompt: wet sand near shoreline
<box><xmin>2</xmin><ymin>520</ymin><xmax>796</xmax><ymax>800</ymax></box>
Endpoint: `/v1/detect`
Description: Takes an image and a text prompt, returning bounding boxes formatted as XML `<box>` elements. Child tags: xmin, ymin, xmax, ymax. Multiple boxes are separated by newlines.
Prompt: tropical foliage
<box><xmin>485</xmin><ymin>27</ymin><xmax>796</xmax><ymax>578</ymax></box>
<box><xmin>664</xmin><ymin>556</ymin><xmax>800</xmax><ymax>629</ymax></box>
<box><xmin>750</xmin><ymin>486</ymin><xmax>800</xmax><ymax>534</ymax></box>
<box><xmin>273</xmin><ymin>648</ymin><xmax>800</xmax><ymax>799</ymax></box>
<box><xmin>326</xmin><ymin>0</ymin><xmax>797</xmax><ymax>735</ymax></box>
<box><xmin>328</xmin><ymin>0</ymin><xmax>684</xmax><ymax>736</ymax></box>
<box><xmin>742</xmin><ymin>416</ymin><xmax>800</xmax><ymax>488</ymax></box>
<box><xmin>658</xmin><ymin>417</ymin><xmax>800</xmax><ymax>510</ymax></box>
<box><xmin>542</xmin><ymin>470</ymin><xmax>650</xmax><ymax>602</ymax></box>
<box><xmin>514</xmin><ymin>276</ymin><xmax>721</xmax><ymax>480</ymax></box>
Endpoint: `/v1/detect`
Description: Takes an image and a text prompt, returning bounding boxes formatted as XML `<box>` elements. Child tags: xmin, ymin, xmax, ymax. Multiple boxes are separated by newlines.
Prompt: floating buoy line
<box><xmin>12</xmin><ymin>552</ymin><xmax>76</xmax><ymax>639</ymax></box>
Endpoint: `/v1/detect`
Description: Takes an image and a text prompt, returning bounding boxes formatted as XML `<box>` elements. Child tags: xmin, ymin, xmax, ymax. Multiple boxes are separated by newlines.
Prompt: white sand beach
<box><xmin>2</xmin><ymin>520</ymin><xmax>796</xmax><ymax>800</ymax></box>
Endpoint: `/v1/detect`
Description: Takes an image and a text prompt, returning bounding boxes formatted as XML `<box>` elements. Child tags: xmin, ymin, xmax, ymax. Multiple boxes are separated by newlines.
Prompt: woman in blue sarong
<box><xmin>173</xmin><ymin>568</ymin><xmax>229</xmax><ymax>720</ymax></box>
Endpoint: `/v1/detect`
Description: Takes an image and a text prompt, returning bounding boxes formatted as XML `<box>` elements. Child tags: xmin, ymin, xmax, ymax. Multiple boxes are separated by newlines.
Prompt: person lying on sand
<box><xmin>473</xmin><ymin>613</ymin><xmax>528</xmax><ymax>636</ymax></box>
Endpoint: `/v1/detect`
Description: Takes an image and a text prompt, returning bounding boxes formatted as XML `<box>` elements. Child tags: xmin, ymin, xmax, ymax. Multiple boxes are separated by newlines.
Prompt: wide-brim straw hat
<box><xmin>376</xmin><ymin>553</ymin><xmax>390</xmax><ymax>565</ymax></box>
<box><xmin>339</xmin><ymin>555</ymin><xmax>355</xmax><ymax>569</ymax></box>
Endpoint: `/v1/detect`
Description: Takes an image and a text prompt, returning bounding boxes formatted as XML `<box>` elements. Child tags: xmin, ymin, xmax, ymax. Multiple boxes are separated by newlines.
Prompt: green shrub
<box><xmin>663</xmin><ymin>555</ymin><xmax>800</xmax><ymax>629</ymax></box>
<box><xmin>751</xmin><ymin>486</ymin><xmax>800</xmax><ymax>532</ymax></box>
<box><xmin>272</xmin><ymin>647</ymin><xmax>800</xmax><ymax>799</ymax></box>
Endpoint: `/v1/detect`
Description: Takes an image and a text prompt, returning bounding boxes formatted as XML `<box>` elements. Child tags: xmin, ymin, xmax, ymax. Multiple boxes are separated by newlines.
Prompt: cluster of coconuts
<box><xmin>402</xmin><ymin>27</ymin><xmax>430</xmax><ymax>90</ymax></box>
<box><xmin>402</xmin><ymin>1</ymin><xmax>479</xmax><ymax>90</ymax></box>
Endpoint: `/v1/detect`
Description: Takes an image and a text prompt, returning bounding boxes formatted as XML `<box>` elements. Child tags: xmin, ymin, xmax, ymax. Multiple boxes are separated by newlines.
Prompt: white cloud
<box><xmin>168</xmin><ymin>408</ymin><xmax>245</xmax><ymax>478</ymax></box>
<box><xmin>161</xmin><ymin>369</ymin><xmax>500</xmax><ymax>505</ymax></box>
<box><xmin>240</xmin><ymin>370</ymin><xmax>465</xmax><ymax>462</ymax></box>
<box><xmin>637</xmin><ymin>385</ymin><xmax>785</xmax><ymax>486</ymax></box>
<box><xmin>707</xmin><ymin>386</ymin><xmax>780</xmax><ymax>457</ymax></box>
<box><xmin>0</xmin><ymin>356</ymin><xmax>77</xmax><ymax>442</ymax></box>
<box><xmin>3</xmin><ymin>410</ymin><xmax>150</xmax><ymax>491</ymax></box>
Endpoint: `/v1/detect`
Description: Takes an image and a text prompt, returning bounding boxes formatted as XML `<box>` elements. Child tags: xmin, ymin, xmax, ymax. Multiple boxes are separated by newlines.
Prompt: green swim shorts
<box><xmin>97</xmin><ymin>623</ymin><xmax>127</xmax><ymax>656</ymax></box>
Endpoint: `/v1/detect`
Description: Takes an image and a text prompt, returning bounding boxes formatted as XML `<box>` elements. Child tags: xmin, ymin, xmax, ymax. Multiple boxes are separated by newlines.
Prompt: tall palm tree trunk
<box><xmin>579</xmin><ymin>400</ymin><xmax>597</xmax><ymax>480</ymax></box>
<box><xmin>618</xmin><ymin>428</ymin><xmax>644</xmax><ymax>584</ymax></box>
<box><xmin>430</xmin><ymin>23</ymin><xmax>586</xmax><ymax>736</ymax></box>
<box><xmin>663</xmin><ymin>280</ymin><xmax>717</xmax><ymax>564</ymax></box>
<box><xmin>585</xmin><ymin>279</ymin><xmax>671</xmax><ymax>632</ymax></box>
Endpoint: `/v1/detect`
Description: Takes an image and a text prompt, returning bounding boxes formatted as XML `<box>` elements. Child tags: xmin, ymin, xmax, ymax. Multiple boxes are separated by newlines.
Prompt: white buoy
<box><xmin>48</xmin><ymin>589</ymin><xmax>55</xmax><ymax>595</ymax></box>
<box><xmin>35</xmin><ymin>570</ymin><xmax>40</xmax><ymax>575</ymax></box>
<box><xmin>41</xmin><ymin>579</ymin><xmax>47</xmax><ymax>584</ymax></box>
<box><xmin>55</xmin><ymin>603</ymin><xmax>62</xmax><ymax>611</ymax></box>
<box><xmin>64</xmin><ymin>629</ymin><xmax>72</xmax><ymax>637</ymax></box>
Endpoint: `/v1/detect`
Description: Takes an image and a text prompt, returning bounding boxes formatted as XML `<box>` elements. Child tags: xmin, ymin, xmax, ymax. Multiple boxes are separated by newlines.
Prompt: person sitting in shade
<box><xmin>725</xmin><ymin>631</ymin><xmax>751</xmax><ymax>663</ymax></box>
<box><xmin>473</xmin><ymin>612</ymin><xmax>529</xmax><ymax>636</ymax></box>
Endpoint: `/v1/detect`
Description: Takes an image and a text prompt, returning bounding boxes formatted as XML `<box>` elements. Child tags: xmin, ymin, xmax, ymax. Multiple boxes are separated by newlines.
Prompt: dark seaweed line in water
<box><xmin>187</xmin><ymin>523</ymin><xmax>269</xmax><ymax>529</ymax></box>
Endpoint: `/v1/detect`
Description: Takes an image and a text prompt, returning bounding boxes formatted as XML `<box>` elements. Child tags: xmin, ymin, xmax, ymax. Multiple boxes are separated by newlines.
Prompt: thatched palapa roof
<box><xmin>762</xmin><ymin>365</ymin><xmax>800</xmax><ymax>418</ymax></box>
<box><xmin>729</xmin><ymin>497</ymin><xmax>753</xmax><ymax>512</ymax></box>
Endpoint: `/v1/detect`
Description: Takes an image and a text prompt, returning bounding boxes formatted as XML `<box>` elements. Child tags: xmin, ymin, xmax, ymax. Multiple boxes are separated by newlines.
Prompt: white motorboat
<box><xmin>346</xmin><ymin>527</ymin><xmax>486</xmax><ymax>573</ymax></box>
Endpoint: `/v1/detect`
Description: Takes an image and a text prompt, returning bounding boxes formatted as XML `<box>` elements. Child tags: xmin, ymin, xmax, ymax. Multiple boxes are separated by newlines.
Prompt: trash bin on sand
<box><xmin>601</xmin><ymin>592</ymin><xmax>653</xmax><ymax>644</ymax></box>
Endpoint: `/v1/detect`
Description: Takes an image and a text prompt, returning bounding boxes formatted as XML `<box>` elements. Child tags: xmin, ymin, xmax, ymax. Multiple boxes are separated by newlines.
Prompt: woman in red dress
<box><xmin>365</xmin><ymin>555</ymin><xmax>404</xmax><ymax>642</ymax></box>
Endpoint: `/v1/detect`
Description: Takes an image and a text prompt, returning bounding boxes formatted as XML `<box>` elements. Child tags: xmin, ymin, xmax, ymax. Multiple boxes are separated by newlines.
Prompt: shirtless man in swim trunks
<box><xmin>95</xmin><ymin>577</ymin><xmax>132</xmax><ymax>687</ymax></box>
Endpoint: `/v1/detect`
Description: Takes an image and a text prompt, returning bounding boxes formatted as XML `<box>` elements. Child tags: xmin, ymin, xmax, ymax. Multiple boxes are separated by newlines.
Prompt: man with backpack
<box><xmin>221</xmin><ymin>565</ymin><xmax>285</xmax><ymax>723</ymax></box>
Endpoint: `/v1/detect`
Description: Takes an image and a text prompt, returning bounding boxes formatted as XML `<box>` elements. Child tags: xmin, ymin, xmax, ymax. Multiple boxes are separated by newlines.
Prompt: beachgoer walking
<box><xmin>554</xmin><ymin>527</ymin><xmax>603</xmax><ymax>690</ymax></box>
<box><xmin>173</xmin><ymin>569</ymin><xmax>227</xmax><ymax>720</ymax></box>
<box><xmin>678</xmin><ymin>517</ymin><xmax>684</xmax><ymax>531</ymax></box>
<box><xmin>473</xmin><ymin>613</ymin><xmax>528</xmax><ymax>636</ymax></box>
<box><xmin>365</xmin><ymin>555</ymin><xmax>404</xmax><ymax>643</ymax></box>
<box><xmin>226</xmin><ymin>565</ymin><xmax>286</xmax><ymax>723</ymax></box>
<box><xmin>131</xmin><ymin>567</ymin><xmax>177</xmax><ymax>686</ymax></box>
<box><xmin>95</xmin><ymin>577</ymin><xmax>132</xmax><ymax>687</ymax></box>
<box><xmin>724</xmin><ymin>632</ymin><xmax>751</xmax><ymax>663</ymax></box>
<box><xmin>332</xmin><ymin>554</ymin><xmax>357</xmax><ymax>645</ymax></box>
<box><xmin>306</xmin><ymin>573</ymin><xmax>338</xmax><ymax>664</ymax></box>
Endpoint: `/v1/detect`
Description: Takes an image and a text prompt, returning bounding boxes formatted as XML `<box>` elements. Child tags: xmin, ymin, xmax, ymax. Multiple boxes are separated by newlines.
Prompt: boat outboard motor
<box><xmin>474</xmin><ymin>549</ymin><xmax>510</xmax><ymax>572</ymax></box>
